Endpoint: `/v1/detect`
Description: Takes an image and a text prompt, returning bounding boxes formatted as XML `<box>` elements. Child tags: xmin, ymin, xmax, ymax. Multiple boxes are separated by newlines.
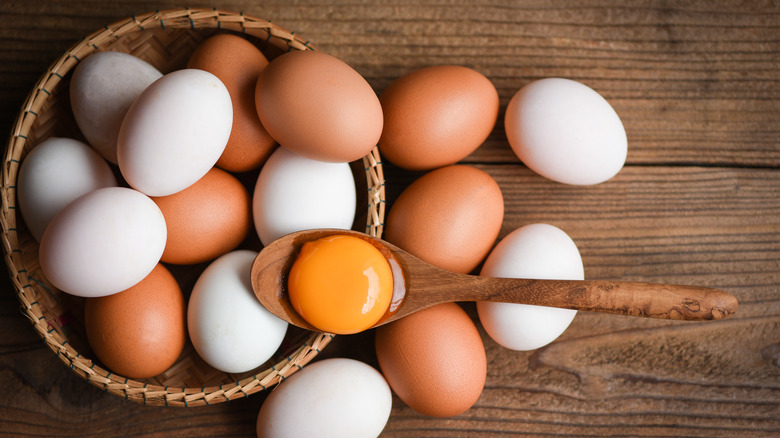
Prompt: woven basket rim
<box><xmin>1</xmin><ymin>7</ymin><xmax>386</xmax><ymax>407</ymax></box>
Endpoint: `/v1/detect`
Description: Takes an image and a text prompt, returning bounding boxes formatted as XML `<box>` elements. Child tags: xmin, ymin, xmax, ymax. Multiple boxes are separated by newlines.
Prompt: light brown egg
<box><xmin>152</xmin><ymin>167</ymin><xmax>251</xmax><ymax>265</ymax></box>
<box><xmin>84</xmin><ymin>263</ymin><xmax>186</xmax><ymax>378</ymax></box>
<box><xmin>378</xmin><ymin>65</ymin><xmax>499</xmax><ymax>171</ymax></box>
<box><xmin>255</xmin><ymin>50</ymin><xmax>383</xmax><ymax>163</ymax></box>
<box><xmin>384</xmin><ymin>165</ymin><xmax>504</xmax><ymax>274</ymax></box>
<box><xmin>187</xmin><ymin>33</ymin><xmax>276</xmax><ymax>172</ymax></box>
<box><xmin>375</xmin><ymin>302</ymin><xmax>486</xmax><ymax>418</ymax></box>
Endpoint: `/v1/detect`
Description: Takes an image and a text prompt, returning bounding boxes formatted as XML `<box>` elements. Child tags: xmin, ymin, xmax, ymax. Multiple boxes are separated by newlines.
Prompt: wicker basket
<box><xmin>1</xmin><ymin>8</ymin><xmax>386</xmax><ymax>407</ymax></box>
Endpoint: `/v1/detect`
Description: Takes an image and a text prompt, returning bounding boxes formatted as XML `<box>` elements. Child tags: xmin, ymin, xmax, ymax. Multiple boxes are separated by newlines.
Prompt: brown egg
<box><xmin>384</xmin><ymin>165</ymin><xmax>503</xmax><ymax>274</ymax></box>
<box><xmin>375</xmin><ymin>303</ymin><xmax>486</xmax><ymax>417</ymax></box>
<box><xmin>255</xmin><ymin>50</ymin><xmax>383</xmax><ymax>163</ymax></box>
<box><xmin>84</xmin><ymin>264</ymin><xmax>186</xmax><ymax>378</ymax></box>
<box><xmin>187</xmin><ymin>33</ymin><xmax>276</xmax><ymax>172</ymax></box>
<box><xmin>152</xmin><ymin>167</ymin><xmax>251</xmax><ymax>265</ymax></box>
<box><xmin>378</xmin><ymin>65</ymin><xmax>499</xmax><ymax>171</ymax></box>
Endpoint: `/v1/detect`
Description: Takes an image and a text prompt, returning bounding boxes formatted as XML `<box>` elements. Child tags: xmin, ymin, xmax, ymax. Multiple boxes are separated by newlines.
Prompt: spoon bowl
<box><xmin>251</xmin><ymin>229</ymin><xmax>739</xmax><ymax>332</ymax></box>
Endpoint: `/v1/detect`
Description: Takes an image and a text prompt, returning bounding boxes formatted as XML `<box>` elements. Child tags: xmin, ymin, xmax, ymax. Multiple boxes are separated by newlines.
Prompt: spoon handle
<box><xmin>450</xmin><ymin>276</ymin><xmax>738</xmax><ymax>320</ymax></box>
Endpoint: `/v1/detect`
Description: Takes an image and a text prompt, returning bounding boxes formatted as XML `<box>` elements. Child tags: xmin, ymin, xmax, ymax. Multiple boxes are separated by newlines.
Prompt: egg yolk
<box><xmin>288</xmin><ymin>234</ymin><xmax>393</xmax><ymax>334</ymax></box>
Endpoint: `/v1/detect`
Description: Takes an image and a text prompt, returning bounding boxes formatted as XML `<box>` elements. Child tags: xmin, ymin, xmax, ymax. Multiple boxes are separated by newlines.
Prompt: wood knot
<box><xmin>681</xmin><ymin>298</ymin><xmax>701</xmax><ymax>312</ymax></box>
<box><xmin>597</xmin><ymin>283</ymin><xmax>616</xmax><ymax>292</ymax></box>
<box><xmin>709</xmin><ymin>306</ymin><xmax>734</xmax><ymax>320</ymax></box>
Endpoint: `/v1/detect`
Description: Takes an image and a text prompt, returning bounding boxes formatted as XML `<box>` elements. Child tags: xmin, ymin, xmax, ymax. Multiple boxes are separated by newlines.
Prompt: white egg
<box><xmin>477</xmin><ymin>223</ymin><xmax>583</xmax><ymax>351</ymax></box>
<box><xmin>505</xmin><ymin>78</ymin><xmax>627</xmax><ymax>185</ymax></box>
<box><xmin>188</xmin><ymin>250</ymin><xmax>288</xmax><ymax>374</ymax></box>
<box><xmin>117</xmin><ymin>69</ymin><xmax>232</xmax><ymax>196</ymax></box>
<box><xmin>17</xmin><ymin>137</ymin><xmax>117</xmax><ymax>242</ymax></box>
<box><xmin>39</xmin><ymin>187</ymin><xmax>166</xmax><ymax>297</ymax></box>
<box><xmin>252</xmin><ymin>146</ymin><xmax>356</xmax><ymax>245</ymax></box>
<box><xmin>70</xmin><ymin>51</ymin><xmax>162</xmax><ymax>163</ymax></box>
<box><xmin>256</xmin><ymin>358</ymin><xmax>392</xmax><ymax>438</ymax></box>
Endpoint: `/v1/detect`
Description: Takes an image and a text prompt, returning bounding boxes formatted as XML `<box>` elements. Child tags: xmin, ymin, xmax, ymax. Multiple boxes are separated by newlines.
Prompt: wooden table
<box><xmin>1</xmin><ymin>1</ymin><xmax>778</xmax><ymax>436</ymax></box>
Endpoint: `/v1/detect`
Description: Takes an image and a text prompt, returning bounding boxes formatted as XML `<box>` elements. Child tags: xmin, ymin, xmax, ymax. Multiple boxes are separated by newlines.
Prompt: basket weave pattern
<box><xmin>1</xmin><ymin>8</ymin><xmax>386</xmax><ymax>407</ymax></box>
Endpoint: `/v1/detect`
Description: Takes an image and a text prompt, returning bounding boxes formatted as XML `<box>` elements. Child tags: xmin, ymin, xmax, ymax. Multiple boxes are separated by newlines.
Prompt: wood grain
<box><xmin>1</xmin><ymin>0</ymin><xmax>778</xmax><ymax>437</ymax></box>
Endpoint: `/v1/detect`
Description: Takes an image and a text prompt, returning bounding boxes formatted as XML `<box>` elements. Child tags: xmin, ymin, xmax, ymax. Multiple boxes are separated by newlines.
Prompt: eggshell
<box><xmin>255</xmin><ymin>50</ymin><xmax>383</xmax><ymax>163</ymax></box>
<box><xmin>384</xmin><ymin>165</ymin><xmax>503</xmax><ymax>274</ymax></box>
<box><xmin>505</xmin><ymin>78</ymin><xmax>627</xmax><ymax>185</ymax></box>
<box><xmin>477</xmin><ymin>224</ymin><xmax>583</xmax><ymax>351</ymax></box>
<box><xmin>117</xmin><ymin>69</ymin><xmax>232</xmax><ymax>196</ymax></box>
<box><xmin>378</xmin><ymin>65</ymin><xmax>499</xmax><ymax>171</ymax></box>
<box><xmin>84</xmin><ymin>263</ymin><xmax>186</xmax><ymax>378</ymax></box>
<box><xmin>375</xmin><ymin>303</ymin><xmax>486</xmax><ymax>418</ymax></box>
<box><xmin>70</xmin><ymin>51</ymin><xmax>162</xmax><ymax>163</ymax></box>
<box><xmin>187</xmin><ymin>34</ymin><xmax>276</xmax><ymax>172</ymax></box>
<box><xmin>252</xmin><ymin>146</ymin><xmax>356</xmax><ymax>245</ymax></box>
<box><xmin>39</xmin><ymin>187</ymin><xmax>167</xmax><ymax>297</ymax></box>
<box><xmin>188</xmin><ymin>250</ymin><xmax>288</xmax><ymax>373</ymax></box>
<box><xmin>256</xmin><ymin>358</ymin><xmax>392</xmax><ymax>438</ymax></box>
<box><xmin>152</xmin><ymin>167</ymin><xmax>251</xmax><ymax>265</ymax></box>
<box><xmin>17</xmin><ymin>137</ymin><xmax>117</xmax><ymax>242</ymax></box>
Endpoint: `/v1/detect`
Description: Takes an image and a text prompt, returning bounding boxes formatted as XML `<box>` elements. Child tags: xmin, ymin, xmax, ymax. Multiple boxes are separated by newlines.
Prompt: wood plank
<box><xmin>1</xmin><ymin>1</ymin><xmax>778</xmax><ymax>167</ymax></box>
<box><xmin>1</xmin><ymin>287</ymin><xmax>777</xmax><ymax>437</ymax></box>
<box><xmin>0</xmin><ymin>1</ymin><xmax>777</xmax><ymax>436</ymax></box>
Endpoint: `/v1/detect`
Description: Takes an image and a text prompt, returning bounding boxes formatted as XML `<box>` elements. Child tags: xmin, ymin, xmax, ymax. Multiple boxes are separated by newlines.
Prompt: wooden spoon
<box><xmin>250</xmin><ymin>229</ymin><xmax>738</xmax><ymax>332</ymax></box>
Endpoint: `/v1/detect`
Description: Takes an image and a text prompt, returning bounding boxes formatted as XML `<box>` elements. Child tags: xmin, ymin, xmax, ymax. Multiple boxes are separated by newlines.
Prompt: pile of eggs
<box><xmin>16</xmin><ymin>29</ymin><xmax>627</xmax><ymax>437</ymax></box>
<box><xmin>20</xmin><ymin>34</ymin><xmax>372</xmax><ymax>380</ymax></box>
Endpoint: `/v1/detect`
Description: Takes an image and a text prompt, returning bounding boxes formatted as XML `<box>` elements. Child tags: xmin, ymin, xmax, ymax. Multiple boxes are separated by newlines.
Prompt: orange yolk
<box><xmin>288</xmin><ymin>234</ymin><xmax>393</xmax><ymax>334</ymax></box>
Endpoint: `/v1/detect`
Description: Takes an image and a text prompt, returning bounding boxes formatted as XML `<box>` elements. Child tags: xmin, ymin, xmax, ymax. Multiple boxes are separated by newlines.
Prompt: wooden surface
<box><xmin>1</xmin><ymin>1</ymin><xmax>778</xmax><ymax>436</ymax></box>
